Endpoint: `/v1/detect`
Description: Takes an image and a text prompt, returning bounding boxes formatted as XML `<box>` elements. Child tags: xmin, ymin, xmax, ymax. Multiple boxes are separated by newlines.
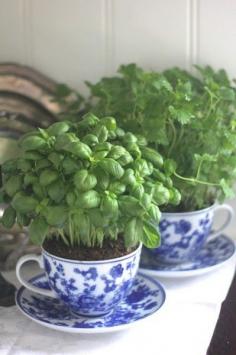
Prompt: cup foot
<box><xmin>70</xmin><ymin>308</ymin><xmax>113</xmax><ymax>318</ymax></box>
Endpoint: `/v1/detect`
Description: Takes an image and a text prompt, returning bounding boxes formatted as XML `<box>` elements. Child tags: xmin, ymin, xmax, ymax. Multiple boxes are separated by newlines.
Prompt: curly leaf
<box><xmin>74</xmin><ymin>170</ymin><xmax>97</xmax><ymax>191</ymax></box>
<box><xmin>29</xmin><ymin>216</ymin><xmax>49</xmax><ymax>245</ymax></box>
<box><xmin>44</xmin><ymin>206</ymin><xmax>67</xmax><ymax>227</ymax></box>
<box><xmin>76</xmin><ymin>190</ymin><xmax>101</xmax><ymax>209</ymax></box>
<box><xmin>47</xmin><ymin>122</ymin><xmax>70</xmax><ymax>136</ymax></box>
<box><xmin>220</xmin><ymin>179</ymin><xmax>235</xmax><ymax>199</ymax></box>
<box><xmin>12</xmin><ymin>193</ymin><xmax>38</xmax><ymax>214</ymax></box>
<box><xmin>39</xmin><ymin>170</ymin><xmax>59</xmax><ymax>187</ymax></box>
<box><xmin>168</xmin><ymin>106</ymin><xmax>193</xmax><ymax>125</ymax></box>
<box><xmin>5</xmin><ymin>176</ymin><xmax>22</xmax><ymax>197</ymax></box>
<box><xmin>48</xmin><ymin>180</ymin><xmax>65</xmax><ymax>203</ymax></box>
<box><xmin>124</xmin><ymin>218</ymin><xmax>143</xmax><ymax>248</ymax></box>
<box><xmin>1</xmin><ymin>205</ymin><xmax>16</xmax><ymax>229</ymax></box>
<box><xmin>99</xmin><ymin>158</ymin><xmax>124</xmax><ymax>179</ymax></box>
<box><xmin>19</xmin><ymin>135</ymin><xmax>46</xmax><ymax>151</ymax></box>
<box><xmin>142</xmin><ymin>222</ymin><xmax>161</xmax><ymax>248</ymax></box>
<box><xmin>101</xmin><ymin>195</ymin><xmax>118</xmax><ymax>218</ymax></box>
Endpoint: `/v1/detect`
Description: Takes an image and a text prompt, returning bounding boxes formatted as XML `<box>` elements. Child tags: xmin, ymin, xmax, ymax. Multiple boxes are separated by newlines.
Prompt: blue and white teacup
<box><xmin>16</xmin><ymin>243</ymin><xmax>142</xmax><ymax>317</ymax></box>
<box><xmin>148</xmin><ymin>204</ymin><xmax>234</xmax><ymax>264</ymax></box>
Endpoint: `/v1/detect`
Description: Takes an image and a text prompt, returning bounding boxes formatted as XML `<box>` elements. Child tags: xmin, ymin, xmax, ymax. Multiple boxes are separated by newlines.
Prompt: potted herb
<box><xmin>77</xmin><ymin>64</ymin><xmax>235</xmax><ymax>263</ymax></box>
<box><xmin>1</xmin><ymin>113</ymin><xmax>178</xmax><ymax>315</ymax></box>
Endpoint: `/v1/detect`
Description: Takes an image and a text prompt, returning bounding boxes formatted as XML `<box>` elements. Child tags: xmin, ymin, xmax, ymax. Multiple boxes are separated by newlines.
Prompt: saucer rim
<box><xmin>15</xmin><ymin>272</ymin><xmax>166</xmax><ymax>334</ymax></box>
<box><xmin>139</xmin><ymin>234</ymin><xmax>236</xmax><ymax>278</ymax></box>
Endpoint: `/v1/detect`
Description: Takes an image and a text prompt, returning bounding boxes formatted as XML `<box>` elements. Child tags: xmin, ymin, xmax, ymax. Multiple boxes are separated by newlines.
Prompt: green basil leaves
<box><xmin>0</xmin><ymin>114</ymin><xmax>180</xmax><ymax>249</ymax></box>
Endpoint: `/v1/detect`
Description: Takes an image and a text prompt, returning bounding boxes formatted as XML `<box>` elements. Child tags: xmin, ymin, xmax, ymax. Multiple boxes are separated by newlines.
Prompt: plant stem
<box><xmin>175</xmin><ymin>125</ymin><xmax>185</xmax><ymax>148</ymax></box>
<box><xmin>174</xmin><ymin>171</ymin><xmax>220</xmax><ymax>187</ymax></box>
<box><xmin>196</xmin><ymin>159</ymin><xmax>204</xmax><ymax>180</ymax></box>
<box><xmin>204</xmin><ymin>87</ymin><xmax>214</xmax><ymax>118</ymax></box>
<box><xmin>167</xmin><ymin>119</ymin><xmax>177</xmax><ymax>157</ymax></box>
<box><xmin>58</xmin><ymin>229</ymin><xmax>70</xmax><ymax>246</ymax></box>
<box><xmin>68</xmin><ymin>214</ymin><xmax>74</xmax><ymax>246</ymax></box>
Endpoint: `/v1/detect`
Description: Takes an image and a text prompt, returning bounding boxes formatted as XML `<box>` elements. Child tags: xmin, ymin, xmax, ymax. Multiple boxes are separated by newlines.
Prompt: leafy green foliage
<box><xmin>79</xmin><ymin>64</ymin><xmax>236</xmax><ymax>211</ymax></box>
<box><xmin>1</xmin><ymin>205</ymin><xmax>16</xmax><ymax>229</ymax></box>
<box><xmin>0</xmin><ymin>114</ymin><xmax>179</xmax><ymax>249</ymax></box>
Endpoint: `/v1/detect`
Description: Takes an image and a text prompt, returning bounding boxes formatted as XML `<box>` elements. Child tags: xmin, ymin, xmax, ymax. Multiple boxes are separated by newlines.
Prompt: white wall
<box><xmin>2</xmin><ymin>0</ymin><xmax>236</xmax><ymax>92</ymax></box>
<box><xmin>0</xmin><ymin>0</ymin><xmax>236</xmax><ymax>236</ymax></box>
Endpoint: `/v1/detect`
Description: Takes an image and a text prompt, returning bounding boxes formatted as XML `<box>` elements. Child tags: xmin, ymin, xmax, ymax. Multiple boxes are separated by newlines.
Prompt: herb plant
<box><xmin>0</xmin><ymin>114</ymin><xmax>180</xmax><ymax>249</ymax></box>
<box><xmin>79</xmin><ymin>64</ymin><xmax>236</xmax><ymax>211</ymax></box>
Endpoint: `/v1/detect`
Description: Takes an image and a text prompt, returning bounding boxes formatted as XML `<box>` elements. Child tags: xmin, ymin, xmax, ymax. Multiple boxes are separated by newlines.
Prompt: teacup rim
<box><xmin>41</xmin><ymin>242</ymin><xmax>142</xmax><ymax>264</ymax></box>
<box><xmin>162</xmin><ymin>202</ymin><xmax>218</xmax><ymax>217</ymax></box>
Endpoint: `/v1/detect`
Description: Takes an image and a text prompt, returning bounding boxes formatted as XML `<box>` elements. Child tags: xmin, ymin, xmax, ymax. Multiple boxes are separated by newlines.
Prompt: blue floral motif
<box><xmin>174</xmin><ymin>220</ymin><xmax>191</xmax><ymax>234</ymax></box>
<box><xmin>56</xmin><ymin>263</ymin><xmax>65</xmax><ymax>275</ymax></box>
<box><xmin>140</xmin><ymin>234</ymin><xmax>235</xmax><ymax>273</ymax></box>
<box><xmin>126</xmin><ymin>261</ymin><xmax>132</xmax><ymax>270</ymax></box>
<box><xmin>159</xmin><ymin>219</ymin><xmax>170</xmax><ymax>231</ymax></box>
<box><xmin>16</xmin><ymin>273</ymin><xmax>165</xmax><ymax>332</ymax></box>
<box><xmin>74</xmin><ymin>267</ymin><xmax>98</xmax><ymax>281</ymax></box>
<box><xmin>43</xmin><ymin>258</ymin><xmax>51</xmax><ymax>274</ymax></box>
<box><xmin>61</xmin><ymin>278</ymin><xmax>77</xmax><ymax>291</ymax></box>
<box><xmin>33</xmin><ymin>280</ymin><xmax>50</xmax><ymax>290</ymax></box>
<box><xmin>126</xmin><ymin>285</ymin><xmax>156</xmax><ymax>304</ymax></box>
<box><xmin>199</xmin><ymin>213</ymin><xmax>211</xmax><ymax>228</ymax></box>
<box><xmin>38</xmin><ymin>248</ymin><xmax>141</xmax><ymax>316</ymax></box>
<box><xmin>151</xmin><ymin>211</ymin><xmax>217</xmax><ymax>263</ymax></box>
<box><xmin>126</xmin><ymin>259</ymin><xmax>137</xmax><ymax>272</ymax></box>
<box><xmin>109</xmin><ymin>264</ymin><xmax>124</xmax><ymax>278</ymax></box>
<box><xmin>101</xmin><ymin>275</ymin><xmax>117</xmax><ymax>293</ymax></box>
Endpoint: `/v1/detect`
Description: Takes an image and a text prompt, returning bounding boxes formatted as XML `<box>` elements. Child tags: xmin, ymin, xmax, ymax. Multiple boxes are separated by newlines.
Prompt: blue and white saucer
<box><xmin>140</xmin><ymin>234</ymin><xmax>236</xmax><ymax>278</ymax></box>
<box><xmin>15</xmin><ymin>272</ymin><xmax>165</xmax><ymax>333</ymax></box>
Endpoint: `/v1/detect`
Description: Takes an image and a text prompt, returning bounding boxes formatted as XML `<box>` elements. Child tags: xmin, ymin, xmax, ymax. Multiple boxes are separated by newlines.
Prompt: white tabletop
<box><xmin>0</xmin><ymin>254</ymin><xmax>236</xmax><ymax>355</ymax></box>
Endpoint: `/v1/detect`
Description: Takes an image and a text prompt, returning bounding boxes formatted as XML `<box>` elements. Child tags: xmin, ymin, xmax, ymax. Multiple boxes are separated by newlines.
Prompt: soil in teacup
<box><xmin>43</xmin><ymin>235</ymin><xmax>137</xmax><ymax>261</ymax></box>
<box><xmin>163</xmin><ymin>196</ymin><xmax>215</xmax><ymax>213</ymax></box>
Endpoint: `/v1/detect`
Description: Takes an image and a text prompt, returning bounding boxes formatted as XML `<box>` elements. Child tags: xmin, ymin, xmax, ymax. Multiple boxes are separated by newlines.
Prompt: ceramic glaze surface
<box><xmin>15</xmin><ymin>273</ymin><xmax>165</xmax><ymax>333</ymax></box>
<box><xmin>42</xmin><ymin>245</ymin><xmax>141</xmax><ymax>316</ymax></box>
<box><xmin>153</xmin><ymin>210</ymin><xmax>212</xmax><ymax>263</ymax></box>
<box><xmin>149</xmin><ymin>204</ymin><xmax>233</xmax><ymax>264</ymax></box>
<box><xmin>140</xmin><ymin>234</ymin><xmax>236</xmax><ymax>277</ymax></box>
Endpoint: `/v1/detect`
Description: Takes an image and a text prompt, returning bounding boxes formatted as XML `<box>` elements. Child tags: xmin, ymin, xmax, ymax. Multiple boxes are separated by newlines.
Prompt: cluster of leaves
<box><xmin>74</xmin><ymin>64</ymin><xmax>236</xmax><ymax>211</ymax></box>
<box><xmin>0</xmin><ymin>114</ymin><xmax>180</xmax><ymax>249</ymax></box>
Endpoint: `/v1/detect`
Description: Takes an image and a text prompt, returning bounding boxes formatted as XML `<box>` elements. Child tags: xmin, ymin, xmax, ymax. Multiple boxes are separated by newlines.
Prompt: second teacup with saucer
<box><xmin>140</xmin><ymin>204</ymin><xmax>235</xmax><ymax>277</ymax></box>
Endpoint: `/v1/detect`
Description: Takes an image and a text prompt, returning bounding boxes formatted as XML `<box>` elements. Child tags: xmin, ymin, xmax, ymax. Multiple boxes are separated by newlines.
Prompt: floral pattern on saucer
<box><xmin>140</xmin><ymin>235</ymin><xmax>236</xmax><ymax>277</ymax></box>
<box><xmin>15</xmin><ymin>273</ymin><xmax>165</xmax><ymax>333</ymax></box>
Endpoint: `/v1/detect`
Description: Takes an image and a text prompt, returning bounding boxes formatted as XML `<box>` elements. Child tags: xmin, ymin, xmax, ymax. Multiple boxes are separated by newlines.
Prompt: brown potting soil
<box><xmin>43</xmin><ymin>235</ymin><xmax>137</xmax><ymax>261</ymax></box>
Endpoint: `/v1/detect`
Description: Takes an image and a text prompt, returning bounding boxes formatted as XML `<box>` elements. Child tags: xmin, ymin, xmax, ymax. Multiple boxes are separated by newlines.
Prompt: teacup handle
<box><xmin>208</xmin><ymin>204</ymin><xmax>234</xmax><ymax>240</ymax></box>
<box><xmin>16</xmin><ymin>254</ymin><xmax>55</xmax><ymax>298</ymax></box>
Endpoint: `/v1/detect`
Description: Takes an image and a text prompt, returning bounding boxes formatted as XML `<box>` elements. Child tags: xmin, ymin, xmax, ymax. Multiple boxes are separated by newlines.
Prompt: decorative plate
<box><xmin>140</xmin><ymin>234</ymin><xmax>236</xmax><ymax>278</ymax></box>
<box><xmin>15</xmin><ymin>272</ymin><xmax>165</xmax><ymax>333</ymax></box>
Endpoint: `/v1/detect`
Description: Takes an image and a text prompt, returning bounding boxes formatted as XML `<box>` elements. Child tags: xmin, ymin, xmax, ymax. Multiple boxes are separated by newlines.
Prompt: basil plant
<box><xmin>0</xmin><ymin>114</ymin><xmax>180</xmax><ymax>249</ymax></box>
